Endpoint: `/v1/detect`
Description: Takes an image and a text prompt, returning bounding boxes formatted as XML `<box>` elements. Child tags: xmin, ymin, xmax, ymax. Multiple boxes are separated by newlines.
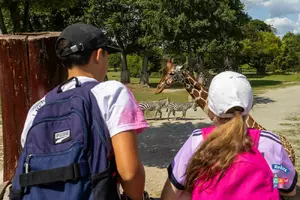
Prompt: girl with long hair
<box><xmin>161</xmin><ymin>71</ymin><xmax>297</xmax><ymax>200</ymax></box>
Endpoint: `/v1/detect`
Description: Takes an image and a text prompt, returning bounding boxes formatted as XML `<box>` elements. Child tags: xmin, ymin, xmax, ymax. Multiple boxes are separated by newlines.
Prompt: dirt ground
<box><xmin>1</xmin><ymin>85</ymin><xmax>300</xmax><ymax>198</ymax></box>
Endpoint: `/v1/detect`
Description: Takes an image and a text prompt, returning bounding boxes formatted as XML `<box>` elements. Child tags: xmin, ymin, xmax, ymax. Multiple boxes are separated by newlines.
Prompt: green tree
<box><xmin>274</xmin><ymin>32</ymin><xmax>300</xmax><ymax>72</ymax></box>
<box><xmin>153</xmin><ymin>0</ymin><xmax>249</xmax><ymax>79</ymax></box>
<box><xmin>205</xmin><ymin>1</ymin><xmax>249</xmax><ymax>73</ymax></box>
<box><xmin>0</xmin><ymin>0</ymin><xmax>22</xmax><ymax>33</ymax></box>
<box><xmin>0</xmin><ymin>0</ymin><xmax>76</xmax><ymax>33</ymax></box>
<box><xmin>207</xmin><ymin>0</ymin><xmax>249</xmax><ymax>71</ymax></box>
<box><xmin>137</xmin><ymin>0</ymin><xmax>161</xmax><ymax>86</ymax></box>
<box><xmin>241</xmin><ymin>31</ymin><xmax>281</xmax><ymax>74</ymax></box>
<box><xmin>109</xmin><ymin>53</ymin><xmax>122</xmax><ymax>72</ymax></box>
<box><xmin>88</xmin><ymin>0</ymin><xmax>144</xmax><ymax>84</ymax></box>
<box><xmin>242</xmin><ymin>19</ymin><xmax>275</xmax><ymax>36</ymax></box>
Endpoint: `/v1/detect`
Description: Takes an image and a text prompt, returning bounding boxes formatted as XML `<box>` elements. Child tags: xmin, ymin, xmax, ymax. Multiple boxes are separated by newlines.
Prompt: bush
<box><xmin>108</xmin><ymin>54</ymin><xmax>121</xmax><ymax>72</ymax></box>
<box><xmin>127</xmin><ymin>54</ymin><xmax>143</xmax><ymax>78</ymax></box>
<box><xmin>266</xmin><ymin>63</ymin><xmax>277</xmax><ymax>73</ymax></box>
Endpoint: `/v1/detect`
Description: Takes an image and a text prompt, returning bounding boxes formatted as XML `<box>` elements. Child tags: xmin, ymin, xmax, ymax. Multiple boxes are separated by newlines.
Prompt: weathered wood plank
<box><xmin>27</xmin><ymin>32</ymin><xmax>65</xmax><ymax>105</ymax></box>
<box><xmin>0</xmin><ymin>36</ymin><xmax>30</xmax><ymax>181</ymax></box>
<box><xmin>0</xmin><ymin>32</ymin><xmax>66</xmax><ymax>181</ymax></box>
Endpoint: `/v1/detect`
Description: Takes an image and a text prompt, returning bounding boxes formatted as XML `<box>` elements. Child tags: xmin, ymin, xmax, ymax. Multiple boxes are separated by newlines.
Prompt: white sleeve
<box><xmin>21</xmin><ymin>97</ymin><xmax>46</xmax><ymax>147</ymax></box>
<box><xmin>91</xmin><ymin>80</ymin><xmax>149</xmax><ymax>138</ymax></box>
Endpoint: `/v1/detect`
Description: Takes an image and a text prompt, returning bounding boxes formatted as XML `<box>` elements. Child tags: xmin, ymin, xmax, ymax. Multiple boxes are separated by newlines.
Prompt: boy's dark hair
<box><xmin>56</xmin><ymin>39</ymin><xmax>94</xmax><ymax>69</ymax></box>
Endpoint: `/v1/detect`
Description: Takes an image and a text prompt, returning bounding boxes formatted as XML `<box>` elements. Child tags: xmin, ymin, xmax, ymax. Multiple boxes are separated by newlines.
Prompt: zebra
<box><xmin>138</xmin><ymin>98</ymin><xmax>169</xmax><ymax>119</ymax></box>
<box><xmin>166</xmin><ymin>101</ymin><xmax>197</xmax><ymax>120</ymax></box>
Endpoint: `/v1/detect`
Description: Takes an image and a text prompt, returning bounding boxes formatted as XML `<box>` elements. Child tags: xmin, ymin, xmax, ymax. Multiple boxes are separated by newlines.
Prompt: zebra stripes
<box><xmin>166</xmin><ymin>101</ymin><xmax>197</xmax><ymax>120</ymax></box>
<box><xmin>138</xmin><ymin>98</ymin><xmax>169</xmax><ymax>119</ymax></box>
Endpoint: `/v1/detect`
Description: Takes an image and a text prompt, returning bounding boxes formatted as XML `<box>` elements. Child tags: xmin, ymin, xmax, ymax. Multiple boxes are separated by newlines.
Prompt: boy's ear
<box><xmin>92</xmin><ymin>48</ymin><xmax>104</xmax><ymax>64</ymax></box>
<box><xmin>97</xmin><ymin>48</ymin><xmax>105</xmax><ymax>58</ymax></box>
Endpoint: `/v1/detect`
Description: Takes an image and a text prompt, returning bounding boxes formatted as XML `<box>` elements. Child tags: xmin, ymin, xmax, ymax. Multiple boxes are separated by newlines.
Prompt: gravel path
<box><xmin>140</xmin><ymin>85</ymin><xmax>300</xmax><ymax>197</ymax></box>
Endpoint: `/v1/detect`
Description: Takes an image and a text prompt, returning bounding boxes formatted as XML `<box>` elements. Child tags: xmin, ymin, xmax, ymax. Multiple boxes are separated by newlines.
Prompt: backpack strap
<box><xmin>57</xmin><ymin>77</ymin><xmax>81</xmax><ymax>93</ymax></box>
<box><xmin>19</xmin><ymin>161</ymin><xmax>90</xmax><ymax>187</ymax></box>
<box><xmin>201</xmin><ymin>127</ymin><xmax>261</xmax><ymax>149</ymax></box>
<box><xmin>201</xmin><ymin>126</ymin><xmax>216</xmax><ymax>139</ymax></box>
<box><xmin>247</xmin><ymin>128</ymin><xmax>261</xmax><ymax>149</ymax></box>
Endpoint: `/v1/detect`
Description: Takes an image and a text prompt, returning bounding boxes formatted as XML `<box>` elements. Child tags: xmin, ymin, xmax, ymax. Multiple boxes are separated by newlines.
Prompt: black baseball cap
<box><xmin>55</xmin><ymin>23</ymin><xmax>122</xmax><ymax>58</ymax></box>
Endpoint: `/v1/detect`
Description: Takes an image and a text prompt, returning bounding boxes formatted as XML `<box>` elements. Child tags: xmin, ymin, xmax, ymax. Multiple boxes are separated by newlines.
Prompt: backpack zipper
<box><xmin>24</xmin><ymin>143</ymin><xmax>81</xmax><ymax>173</ymax></box>
<box><xmin>24</xmin><ymin>154</ymin><xmax>33</xmax><ymax>173</ymax></box>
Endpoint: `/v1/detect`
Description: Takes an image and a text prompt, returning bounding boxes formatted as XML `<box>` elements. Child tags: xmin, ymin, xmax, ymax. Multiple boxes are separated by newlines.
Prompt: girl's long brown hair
<box><xmin>184</xmin><ymin>109</ymin><xmax>253</xmax><ymax>192</ymax></box>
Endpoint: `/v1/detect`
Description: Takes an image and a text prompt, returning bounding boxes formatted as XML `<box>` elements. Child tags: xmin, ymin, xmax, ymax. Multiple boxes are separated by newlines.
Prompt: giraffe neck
<box><xmin>245</xmin><ymin>115</ymin><xmax>265</xmax><ymax>130</ymax></box>
<box><xmin>180</xmin><ymin>71</ymin><xmax>266</xmax><ymax>130</ymax></box>
<box><xmin>181</xmin><ymin>71</ymin><xmax>210</xmax><ymax>115</ymax></box>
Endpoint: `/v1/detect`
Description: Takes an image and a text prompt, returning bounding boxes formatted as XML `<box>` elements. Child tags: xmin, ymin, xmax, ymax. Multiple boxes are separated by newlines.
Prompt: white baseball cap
<box><xmin>208</xmin><ymin>71</ymin><xmax>253</xmax><ymax>118</ymax></box>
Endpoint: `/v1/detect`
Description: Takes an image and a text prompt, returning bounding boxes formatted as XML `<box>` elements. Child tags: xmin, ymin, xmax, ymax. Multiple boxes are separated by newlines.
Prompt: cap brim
<box><xmin>104</xmin><ymin>45</ymin><xmax>122</xmax><ymax>54</ymax></box>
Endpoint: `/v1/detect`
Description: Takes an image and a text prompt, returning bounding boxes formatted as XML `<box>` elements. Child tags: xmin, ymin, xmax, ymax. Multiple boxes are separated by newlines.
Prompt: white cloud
<box><xmin>263</xmin><ymin>0</ymin><xmax>300</xmax><ymax>17</ymax></box>
<box><xmin>242</xmin><ymin>0</ymin><xmax>266</xmax><ymax>8</ymax></box>
<box><xmin>241</xmin><ymin>0</ymin><xmax>300</xmax><ymax>17</ymax></box>
<box><xmin>265</xmin><ymin>16</ymin><xmax>300</xmax><ymax>36</ymax></box>
<box><xmin>241</xmin><ymin>0</ymin><xmax>300</xmax><ymax>36</ymax></box>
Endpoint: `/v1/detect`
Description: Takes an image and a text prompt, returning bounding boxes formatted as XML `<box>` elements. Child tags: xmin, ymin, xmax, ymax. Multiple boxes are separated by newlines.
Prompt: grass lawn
<box><xmin>107</xmin><ymin>71</ymin><xmax>300</xmax><ymax>102</ymax></box>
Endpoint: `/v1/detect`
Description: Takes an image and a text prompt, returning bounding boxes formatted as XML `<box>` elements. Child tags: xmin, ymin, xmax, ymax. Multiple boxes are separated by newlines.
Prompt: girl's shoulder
<box><xmin>191</xmin><ymin>129</ymin><xmax>202</xmax><ymax>136</ymax></box>
<box><xmin>258</xmin><ymin>129</ymin><xmax>283</xmax><ymax>148</ymax></box>
<box><xmin>190</xmin><ymin>129</ymin><xmax>204</xmax><ymax>154</ymax></box>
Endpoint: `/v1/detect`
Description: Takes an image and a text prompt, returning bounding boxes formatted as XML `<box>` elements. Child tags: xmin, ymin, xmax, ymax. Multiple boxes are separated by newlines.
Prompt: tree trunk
<box><xmin>120</xmin><ymin>52</ymin><xmax>130</xmax><ymax>83</ymax></box>
<box><xmin>113</xmin><ymin>64</ymin><xmax>117</xmax><ymax>72</ymax></box>
<box><xmin>9</xmin><ymin>2</ymin><xmax>22</xmax><ymax>33</ymax></box>
<box><xmin>0</xmin><ymin>8</ymin><xmax>7</xmax><ymax>34</ymax></box>
<box><xmin>21</xmin><ymin>0</ymin><xmax>30</xmax><ymax>32</ymax></box>
<box><xmin>224</xmin><ymin>56</ymin><xmax>232</xmax><ymax>71</ymax></box>
<box><xmin>256</xmin><ymin>66</ymin><xmax>266</xmax><ymax>75</ymax></box>
<box><xmin>139</xmin><ymin>54</ymin><xmax>150</xmax><ymax>87</ymax></box>
<box><xmin>29</xmin><ymin>19</ymin><xmax>34</xmax><ymax>32</ymax></box>
<box><xmin>196</xmin><ymin>53</ymin><xmax>204</xmax><ymax>83</ymax></box>
<box><xmin>225</xmin><ymin>56</ymin><xmax>240</xmax><ymax>72</ymax></box>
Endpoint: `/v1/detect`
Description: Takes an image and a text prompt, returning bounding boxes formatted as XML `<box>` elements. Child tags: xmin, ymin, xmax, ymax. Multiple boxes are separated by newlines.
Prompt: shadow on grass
<box><xmin>250</xmin><ymin>80</ymin><xmax>282</xmax><ymax>88</ymax></box>
<box><xmin>138</xmin><ymin>121</ymin><xmax>211</xmax><ymax>168</ymax></box>
<box><xmin>253</xmin><ymin>95</ymin><xmax>276</xmax><ymax>105</ymax></box>
<box><xmin>245</xmin><ymin>72</ymin><xmax>294</xmax><ymax>79</ymax></box>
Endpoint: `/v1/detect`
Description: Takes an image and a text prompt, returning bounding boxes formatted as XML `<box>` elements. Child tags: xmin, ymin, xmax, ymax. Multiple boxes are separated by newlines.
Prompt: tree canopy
<box><xmin>0</xmin><ymin>0</ymin><xmax>299</xmax><ymax>82</ymax></box>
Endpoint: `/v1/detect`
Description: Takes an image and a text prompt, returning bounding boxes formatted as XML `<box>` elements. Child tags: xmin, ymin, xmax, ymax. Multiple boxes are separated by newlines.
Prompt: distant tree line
<box><xmin>1</xmin><ymin>0</ymin><xmax>300</xmax><ymax>85</ymax></box>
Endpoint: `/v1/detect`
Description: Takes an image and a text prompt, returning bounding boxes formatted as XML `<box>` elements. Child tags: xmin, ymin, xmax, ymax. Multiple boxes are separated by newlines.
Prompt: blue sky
<box><xmin>241</xmin><ymin>0</ymin><xmax>300</xmax><ymax>37</ymax></box>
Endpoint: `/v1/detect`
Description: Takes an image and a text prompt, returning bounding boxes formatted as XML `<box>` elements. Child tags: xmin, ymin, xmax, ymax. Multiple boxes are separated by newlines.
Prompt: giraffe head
<box><xmin>155</xmin><ymin>60</ymin><xmax>185</xmax><ymax>94</ymax></box>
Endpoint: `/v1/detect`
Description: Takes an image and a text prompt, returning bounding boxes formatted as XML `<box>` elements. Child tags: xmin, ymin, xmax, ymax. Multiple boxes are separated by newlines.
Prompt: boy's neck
<box><xmin>67</xmin><ymin>66</ymin><xmax>99</xmax><ymax>81</ymax></box>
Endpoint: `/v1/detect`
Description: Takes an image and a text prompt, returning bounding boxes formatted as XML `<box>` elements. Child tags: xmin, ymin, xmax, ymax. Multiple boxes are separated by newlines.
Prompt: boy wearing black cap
<box><xmin>9</xmin><ymin>23</ymin><xmax>149</xmax><ymax>200</ymax></box>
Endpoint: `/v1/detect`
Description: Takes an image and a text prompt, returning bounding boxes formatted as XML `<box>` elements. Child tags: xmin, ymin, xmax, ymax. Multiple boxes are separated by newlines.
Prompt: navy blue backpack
<box><xmin>9</xmin><ymin>77</ymin><xmax>120</xmax><ymax>200</ymax></box>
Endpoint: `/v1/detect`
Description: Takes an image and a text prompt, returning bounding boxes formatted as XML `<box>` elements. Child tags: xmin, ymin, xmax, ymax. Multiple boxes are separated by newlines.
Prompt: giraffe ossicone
<box><xmin>156</xmin><ymin>60</ymin><xmax>296</xmax><ymax>165</ymax></box>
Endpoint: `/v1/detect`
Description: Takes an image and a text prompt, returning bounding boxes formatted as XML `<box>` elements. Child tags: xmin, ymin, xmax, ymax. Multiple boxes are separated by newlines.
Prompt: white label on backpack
<box><xmin>54</xmin><ymin>130</ymin><xmax>71</xmax><ymax>144</ymax></box>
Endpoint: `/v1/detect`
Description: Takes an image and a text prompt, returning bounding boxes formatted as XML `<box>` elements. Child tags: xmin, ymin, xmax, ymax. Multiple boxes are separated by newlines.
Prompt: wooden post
<box><xmin>0</xmin><ymin>32</ymin><xmax>67</xmax><ymax>181</ymax></box>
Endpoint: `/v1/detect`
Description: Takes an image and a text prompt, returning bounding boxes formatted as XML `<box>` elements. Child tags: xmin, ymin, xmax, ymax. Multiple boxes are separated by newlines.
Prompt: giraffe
<box><xmin>155</xmin><ymin>61</ymin><xmax>296</xmax><ymax>165</ymax></box>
